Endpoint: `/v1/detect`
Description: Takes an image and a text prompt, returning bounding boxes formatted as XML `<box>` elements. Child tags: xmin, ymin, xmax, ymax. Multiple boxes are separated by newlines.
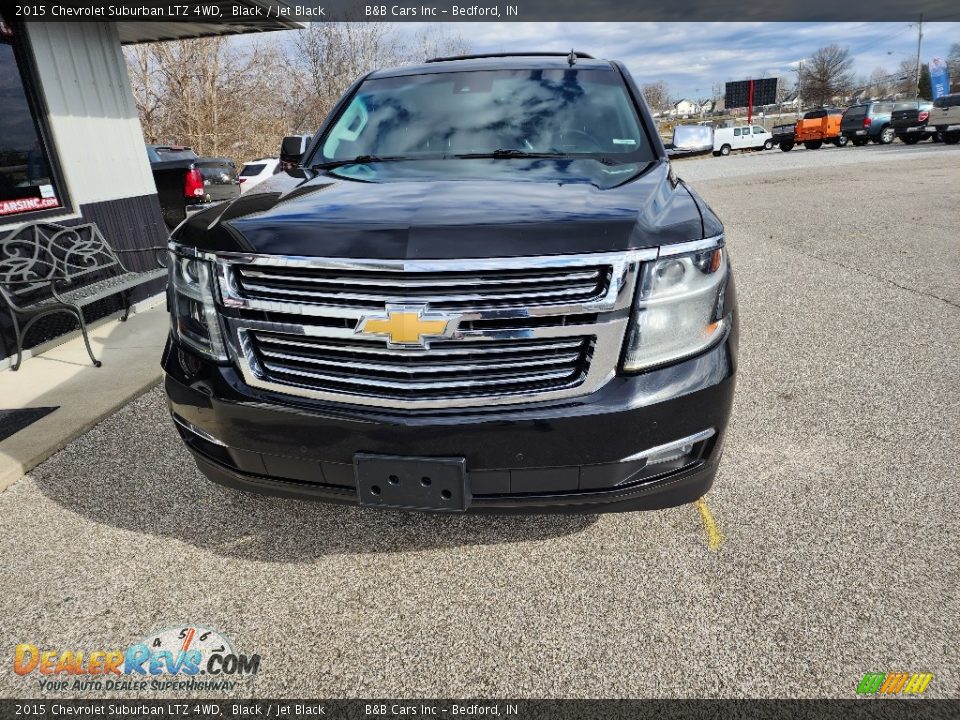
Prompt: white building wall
<box><xmin>24</xmin><ymin>22</ymin><xmax>156</xmax><ymax>208</ymax></box>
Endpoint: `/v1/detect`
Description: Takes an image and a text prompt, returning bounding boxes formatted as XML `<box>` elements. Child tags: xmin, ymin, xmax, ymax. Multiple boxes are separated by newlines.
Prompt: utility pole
<box><xmin>914</xmin><ymin>15</ymin><xmax>924</xmax><ymax>100</ymax></box>
<box><xmin>797</xmin><ymin>61</ymin><xmax>803</xmax><ymax>115</ymax></box>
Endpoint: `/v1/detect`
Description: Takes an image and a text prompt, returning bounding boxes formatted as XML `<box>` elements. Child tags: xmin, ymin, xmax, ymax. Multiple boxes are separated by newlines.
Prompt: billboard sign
<box><xmin>725</xmin><ymin>78</ymin><xmax>778</xmax><ymax>109</ymax></box>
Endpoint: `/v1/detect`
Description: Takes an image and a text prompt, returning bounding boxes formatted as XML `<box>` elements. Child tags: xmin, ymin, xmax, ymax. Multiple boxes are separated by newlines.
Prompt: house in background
<box><xmin>670</xmin><ymin>99</ymin><xmax>703</xmax><ymax>118</ymax></box>
<box><xmin>0</xmin><ymin>9</ymin><xmax>300</xmax><ymax>367</ymax></box>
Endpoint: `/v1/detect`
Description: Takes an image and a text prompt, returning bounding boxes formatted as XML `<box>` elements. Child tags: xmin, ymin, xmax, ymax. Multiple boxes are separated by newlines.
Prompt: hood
<box><xmin>172</xmin><ymin>158</ymin><xmax>707</xmax><ymax>260</ymax></box>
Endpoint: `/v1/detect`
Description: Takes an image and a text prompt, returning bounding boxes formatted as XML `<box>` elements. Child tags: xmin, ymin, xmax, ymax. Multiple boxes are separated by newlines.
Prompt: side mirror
<box><xmin>280</xmin><ymin>135</ymin><xmax>310</xmax><ymax>165</ymax></box>
<box><xmin>666</xmin><ymin>125</ymin><xmax>715</xmax><ymax>159</ymax></box>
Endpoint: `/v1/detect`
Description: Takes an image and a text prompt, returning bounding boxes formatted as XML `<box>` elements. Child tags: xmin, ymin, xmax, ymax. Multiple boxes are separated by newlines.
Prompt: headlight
<box><xmin>169</xmin><ymin>253</ymin><xmax>228</xmax><ymax>361</ymax></box>
<box><xmin>622</xmin><ymin>242</ymin><xmax>727</xmax><ymax>372</ymax></box>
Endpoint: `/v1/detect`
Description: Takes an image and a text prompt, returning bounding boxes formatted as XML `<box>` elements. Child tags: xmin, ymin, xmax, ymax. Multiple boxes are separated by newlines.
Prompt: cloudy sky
<box><xmin>396</xmin><ymin>22</ymin><xmax>959</xmax><ymax>99</ymax></box>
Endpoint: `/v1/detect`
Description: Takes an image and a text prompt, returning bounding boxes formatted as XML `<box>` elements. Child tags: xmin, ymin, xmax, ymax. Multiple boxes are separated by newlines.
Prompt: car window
<box><xmin>240</xmin><ymin>163</ymin><xmax>267</xmax><ymax>177</ymax></box>
<box><xmin>872</xmin><ymin>102</ymin><xmax>894</xmax><ymax>114</ymax></box>
<box><xmin>844</xmin><ymin>106</ymin><xmax>867</xmax><ymax>118</ymax></box>
<box><xmin>804</xmin><ymin>110</ymin><xmax>825</xmax><ymax>119</ymax></box>
<box><xmin>893</xmin><ymin>102</ymin><xmax>917</xmax><ymax>110</ymax></box>
<box><xmin>753</xmin><ymin>126</ymin><xmax>765</xmax><ymax>134</ymax></box>
<box><xmin>319</xmin><ymin>68</ymin><xmax>653</xmax><ymax>162</ymax></box>
<box><xmin>153</xmin><ymin>147</ymin><xmax>199</xmax><ymax>162</ymax></box>
<box><xmin>733</xmin><ymin>128</ymin><xmax>741</xmax><ymax>136</ymax></box>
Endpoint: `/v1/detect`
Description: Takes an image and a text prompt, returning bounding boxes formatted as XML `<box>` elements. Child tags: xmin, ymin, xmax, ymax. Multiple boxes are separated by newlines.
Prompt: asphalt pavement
<box><xmin>1</xmin><ymin>143</ymin><xmax>958</xmax><ymax>699</ymax></box>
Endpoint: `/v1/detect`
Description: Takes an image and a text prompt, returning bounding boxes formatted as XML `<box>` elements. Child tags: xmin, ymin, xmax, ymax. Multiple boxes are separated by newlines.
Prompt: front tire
<box><xmin>720</xmin><ymin>144</ymin><xmax>731</xmax><ymax>156</ymax></box>
<box><xmin>878</xmin><ymin>126</ymin><xmax>895</xmax><ymax>144</ymax></box>
<box><xmin>943</xmin><ymin>131</ymin><xmax>960</xmax><ymax>145</ymax></box>
<box><xmin>834</xmin><ymin>136</ymin><xmax>849</xmax><ymax>147</ymax></box>
<box><xmin>763</xmin><ymin>139</ymin><xmax>774</xmax><ymax>150</ymax></box>
<box><xmin>779</xmin><ymin>141</ymin><xmax>794</xmax><ymax>152</ymax></box>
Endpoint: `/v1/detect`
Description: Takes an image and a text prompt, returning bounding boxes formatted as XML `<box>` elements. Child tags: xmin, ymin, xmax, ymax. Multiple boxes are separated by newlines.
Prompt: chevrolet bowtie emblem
<box><xmin>356</xmin><ymin>305</ymin><xmax>457</xmax><ymax>348</ymax></box>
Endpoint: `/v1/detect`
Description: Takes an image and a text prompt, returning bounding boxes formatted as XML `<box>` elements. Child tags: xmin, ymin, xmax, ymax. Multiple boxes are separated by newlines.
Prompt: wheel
<box><xmin>852</xmin><ymin>138</ymin><xmax>869</xmax><ymax>147</ymax></box>
<box><xmin>720</xmin><ymin>144</ymin><xmax>731</xmax><ymax>156</ymax></box>
<box><xmin>779</xmin><ymin>141</ymin><xmax>794</xmax><ymax>152</ymax></box>
<box><xmin>712</xmin><ymin>151</ymin><xmax>721</xmax><ymax>157</ymax></box>
<box><xmin>803</xmin><ymin>140</ymin><xmax>823</xmax><ymax>150</ymax></box>
<box><xmin>900</xmin><ymin>134</ymin><xmax>920</xmax><ymax>145</ymax></box>
<box><xmin>763</xmin><ymin>139</ymin><xmax>774</xmax><ymax>150</ymax></box>
<box><xmin>931</xmin><ymin>132</ymin><xmax>942</xmax><ymax>143</ymax></box>
<box><xmin>878</xmin><ymin>126</ymin><xmax>895</xmax><ymax>144</ymax></box>
<box><xmin>834</xmin><ymin>136</ymin><xmax>849</xmax><ymax>147</ymax></box>
<box><xmin>943</xmin><ymin>131</ymin><xmax>960</xmax><ymax>145</ymax></box>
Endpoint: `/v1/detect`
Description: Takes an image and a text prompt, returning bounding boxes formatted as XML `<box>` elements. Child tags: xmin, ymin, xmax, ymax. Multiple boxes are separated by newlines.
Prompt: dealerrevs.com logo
<box><xmin>14</xmin><ymin>625</ymin><xmax>260</xmax><ymax>693</ymax></box>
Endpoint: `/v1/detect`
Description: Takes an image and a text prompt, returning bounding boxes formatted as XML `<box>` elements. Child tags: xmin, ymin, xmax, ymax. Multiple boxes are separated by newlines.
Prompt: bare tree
<box><xmin>800</xmin><ymin>44</ymin><xmax>854</xmax><ymax>106</ymax></box>
<box><xmin>125</xmin><ymin>25</ymin><xmax>471</xmax><ymax>166</ymax></box>
<box><xmin>641</xmin><ymin>81</ymin><xmax>669</xmax><ymax>116</ymax></box>
<box><xmin>947</xmin><ymin>43</ymin><xmax>960</xmax><ymax>92</ymax></box>
<box><xmin>867</xmin><ymin>67</ymin><xmax>893</xmax><ymax>98</ymax></box>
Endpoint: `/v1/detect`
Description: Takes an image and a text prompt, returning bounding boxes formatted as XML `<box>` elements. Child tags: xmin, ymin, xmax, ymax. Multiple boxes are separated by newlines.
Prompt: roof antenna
<box><xmin>567</xmin><ymin>50</ymin><xmax>577</xmax><ymax>67</ymax></box>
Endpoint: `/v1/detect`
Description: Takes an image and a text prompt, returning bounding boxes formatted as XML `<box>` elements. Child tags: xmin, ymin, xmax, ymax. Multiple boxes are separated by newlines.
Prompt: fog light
<box><xmin>616</xmin><ymin>428</ymin><xmax>715</xmax><ymax>485</ymax></box>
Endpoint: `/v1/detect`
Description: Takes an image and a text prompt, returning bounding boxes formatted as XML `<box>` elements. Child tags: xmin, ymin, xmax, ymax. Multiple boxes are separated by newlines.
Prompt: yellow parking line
<box><xmin>694</xmin><ymin>498</ymin><xmax>723</xmax><ymax>551</ymax></box>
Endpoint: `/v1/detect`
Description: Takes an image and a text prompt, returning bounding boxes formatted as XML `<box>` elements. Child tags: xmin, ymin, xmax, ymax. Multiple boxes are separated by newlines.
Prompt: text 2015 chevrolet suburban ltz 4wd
<box><xmin>162</xmin><ymin>52</ymin><xmax>739</xmax><ymax>513</ymax></box>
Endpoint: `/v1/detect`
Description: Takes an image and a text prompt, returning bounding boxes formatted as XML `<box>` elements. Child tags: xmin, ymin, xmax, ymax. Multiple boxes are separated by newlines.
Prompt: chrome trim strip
<box><xmin>169</xmin><ymin>243</ymin><xmax>659</xmax><ymax>268</ymax></box>
<box><xmin>619</xmin><ymin>428</ymin><xmax>716</xmax><ymax>464</ymax></box>
<box><xmin>657</xmin><ymin>234</ymin><xmax>724</xmax><ymax>257</ymax></box>
<box><xmin>171</xmin><ymin>413</ymin><xmax>227</xmax><ymax>447</ymax></box>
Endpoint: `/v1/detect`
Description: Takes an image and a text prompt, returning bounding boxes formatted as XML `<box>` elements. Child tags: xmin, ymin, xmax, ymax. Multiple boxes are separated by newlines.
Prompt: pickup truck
<box><xmin>928</xmin><ymin>93</ymin><xmax>960</xmax><ymax>144</ymax></box>
<box><xmin>146</xmin><ymin>145</ymin><xmax>240</xmax><ymax>229</ymax></box>
<box><xmin>890</xmin><ymin>101</ymin><xmax>938</xmax><ymax>144</ymax></box>
<box><xmin>162</xmin><ymin>52</ymin><xmax>738</xmax><ymax>514</ymax></box>
<box><xmin>771</xmin><ymin>108</ymin><xmax>847</xmax><ymax>151</ymax></box>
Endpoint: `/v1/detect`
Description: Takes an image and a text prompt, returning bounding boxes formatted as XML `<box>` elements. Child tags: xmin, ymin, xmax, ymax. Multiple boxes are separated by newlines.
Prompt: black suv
<box><xmin>163</xmin><ymin>53</ymin><xmax>738</xmax><ymax>513</ymax></box>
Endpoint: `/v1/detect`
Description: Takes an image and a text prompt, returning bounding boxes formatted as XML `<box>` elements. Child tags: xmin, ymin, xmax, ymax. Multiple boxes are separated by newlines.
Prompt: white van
<box><xmin>713</xmin><ymin>125</ymin><xmax>773</xmax><ymax>156</ymax></box>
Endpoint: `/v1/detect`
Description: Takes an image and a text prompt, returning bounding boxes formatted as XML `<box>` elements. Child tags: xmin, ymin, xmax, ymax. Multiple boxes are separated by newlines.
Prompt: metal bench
<box><xmin>0</xmin><ymin>222</ymin><xmax>167</xmax><ymax>370</ymax></box>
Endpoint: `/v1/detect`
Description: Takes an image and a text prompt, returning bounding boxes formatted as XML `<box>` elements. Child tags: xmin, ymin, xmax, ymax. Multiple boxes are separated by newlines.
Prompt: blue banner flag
<box><xmin>929</xmin><ymin>58</ymin><xmax>949</xmax><ymax>100</ymax></box>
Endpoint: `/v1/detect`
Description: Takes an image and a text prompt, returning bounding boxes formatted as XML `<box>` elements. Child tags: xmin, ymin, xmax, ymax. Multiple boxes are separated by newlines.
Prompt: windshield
<box><xmin>318</xmin><ymin>68</ymin><xmax>652</xmax><ymax>164</ymax></box>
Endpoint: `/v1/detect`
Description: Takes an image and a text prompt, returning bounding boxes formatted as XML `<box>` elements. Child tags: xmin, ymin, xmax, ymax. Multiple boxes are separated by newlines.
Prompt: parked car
<box><xmin>772</xmin><ymin>108</ymin><xmax>847</xmax><ymax>151</ymax></box>
<box><xmin>238</xmin><ymin>158</ymin><xmax>281</xmax><ymax>193</ymax></box>
<box><xmin>162</xmin><ymin>51</ymin><xmax>738</xmax><ymax>514</ymax></box>
<box><xmin>146</xmin><ymin>145</ymin><xmax>241</xmax><ymax>229</ymax></box>
<box><xmin>713</xmin><ymin>124</ymin><xmax>772</xmax><ymax>155</ymax></box>
<box><xmin>890</xmin><ymin>100</ymin><xmax>938</xmax><ymax>144</ymax></box>
<box><xmin>928</xmin><ymin>93</ymin><xmax>960</xmax><ymax>144</ymax></box>
<box><xmin>840</xmin><ymin>101</ymin><xmax>896</xmax><ymax>145</ymax></box>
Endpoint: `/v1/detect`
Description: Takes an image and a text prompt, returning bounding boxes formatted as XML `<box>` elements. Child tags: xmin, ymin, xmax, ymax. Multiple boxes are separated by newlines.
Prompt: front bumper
<box><xmin>163</xmin><ymin>325</ymin><xmax>737</xmax><ymax>513</ymax></box>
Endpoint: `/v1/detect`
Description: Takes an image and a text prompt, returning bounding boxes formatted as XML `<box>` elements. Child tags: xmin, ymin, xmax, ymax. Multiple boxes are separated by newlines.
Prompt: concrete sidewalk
<box><xmin>0</xmin><ymin>300</ymin><xmax>167</xmax><ymax>491</ymax></box>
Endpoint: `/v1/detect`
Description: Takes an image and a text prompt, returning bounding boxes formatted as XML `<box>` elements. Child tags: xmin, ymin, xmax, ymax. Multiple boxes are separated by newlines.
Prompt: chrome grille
<box><xmin>248</xmin><ymin>332</ymin><xmax>593</xmax><ymax>401</ymax></box>
<box><xmin>233</xmin><ymin>264</ymin><xmax>610</xmax><ymax>310</ymax></box>
<box><xmin>200</xmin><ymin>248</ymin><xmax>659</xmax><ymax>409</ymax></box>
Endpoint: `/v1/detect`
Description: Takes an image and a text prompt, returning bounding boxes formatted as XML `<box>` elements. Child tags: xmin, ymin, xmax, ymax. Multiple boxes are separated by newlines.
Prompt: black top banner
<box><xmin>4</xmin><ymin>0</ymin><xmax>958</xmax><ymax>22</ymax></box>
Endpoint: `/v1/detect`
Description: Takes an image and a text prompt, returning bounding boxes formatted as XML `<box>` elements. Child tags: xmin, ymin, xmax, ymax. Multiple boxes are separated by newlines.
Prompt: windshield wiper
<box><xmin>447</xmin><ymin>149</ymin><xmax>570</xmax><ymax>160</ymax></box>
<box><xmin>312</xmin><ymin>155</ymin><xmax>420</xmax><ymax>170</ymax></box>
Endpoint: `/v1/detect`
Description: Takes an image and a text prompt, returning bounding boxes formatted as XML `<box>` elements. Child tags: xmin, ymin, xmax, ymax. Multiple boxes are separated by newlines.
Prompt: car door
<box><xmin>752</xmin><ymin>126</ymin><xmax>768</xmax><ymax>147</ymax></box>
<box><xmin>732</xmin><ymin>127</ymin><xmax>747</xmax><ymax>150</ymax></box>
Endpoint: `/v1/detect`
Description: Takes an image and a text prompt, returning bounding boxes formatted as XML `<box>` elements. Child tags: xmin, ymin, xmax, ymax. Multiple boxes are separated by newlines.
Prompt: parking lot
<box><xmin>1</xmin><ymin>143</ymin><xmax>958</xmax><ymax>699</ymax></box>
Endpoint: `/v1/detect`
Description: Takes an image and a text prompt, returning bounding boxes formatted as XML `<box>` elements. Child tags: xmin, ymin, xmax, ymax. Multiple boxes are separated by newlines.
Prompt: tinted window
<box><xmin>733</xmin><ymin>128</ymin><xmax>741</xmax><ymax>136</ymax></box>
<box><xmin>152</xmin><ymin>147</ymin><xmax>198</xmax><ymax>162</ymax></box>
<box><xmin>804</xmin><ymin>110</ymin><xmax>825</xmax><ymax>119</ymax></box>
<box><xmin>240</xmin><ymin>163</ymin><xmax>266</xmax><ymax>177</ymax></box>
<box><xmin>893</xmin><ymin>102</ymin><xmax>917</xmax><ymax>110</ymax></box>
<box><xmin>845</xmin><ymin>106</ymin><xmax>867</xmax><ymax>118</ymax></box>
<box><xmin>0</xmin><ymin>18</ymin><xmax>66</xmax><ymax>218</ymax></box>
<box><xmin>320</xmin><ymin>68</ymin><xmax>652</xmax><ymax>162</ymax></box>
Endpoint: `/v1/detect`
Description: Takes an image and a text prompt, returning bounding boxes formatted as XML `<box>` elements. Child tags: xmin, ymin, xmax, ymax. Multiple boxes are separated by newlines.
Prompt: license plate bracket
<box><xmin>355</xmin><ymin>454</ymin><xmax>470</xmax><ymax>512</ymax></box>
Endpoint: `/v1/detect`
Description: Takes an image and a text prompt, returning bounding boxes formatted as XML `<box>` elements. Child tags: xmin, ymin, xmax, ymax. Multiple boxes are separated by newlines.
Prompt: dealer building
<box><xmin>0</xmin><ymin>6</ymin><xmax>299</xmax><ymax>366</ymax></box>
